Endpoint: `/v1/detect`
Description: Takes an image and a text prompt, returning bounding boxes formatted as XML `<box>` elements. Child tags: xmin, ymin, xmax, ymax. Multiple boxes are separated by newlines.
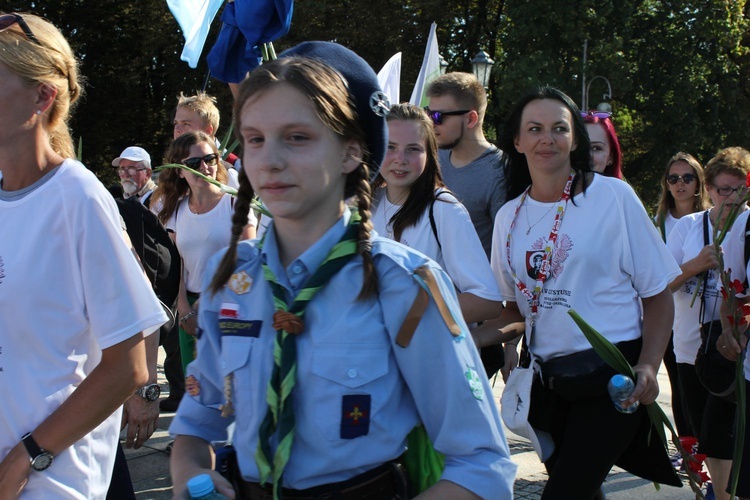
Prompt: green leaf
<box><xmin>218</xmin><ymin>123</ymin><xmax>235</xmax><ymax>160</ymax></box>
<box><xmin>224</xmin><ymin>138</ymin><xmax>240</xmax><ymax>157</ymax></box>
<box><xmin>76</xmin><ymin>136</ymin><xmax>83</xmax><ymax>162</ymax></box>
<box><xmin>567</xmin><ymin>310</ymin><xmax>635</xmax><ymax>377</ymax></box>
<box><xmin>152</xmin><ymin>163</ymin><xmax>271</xmax><ymax>218</ymax></box>
<box><xmin>567</xmin><ymin>309</ymin><xmax>704</xmax><ymax>495</ymax></box>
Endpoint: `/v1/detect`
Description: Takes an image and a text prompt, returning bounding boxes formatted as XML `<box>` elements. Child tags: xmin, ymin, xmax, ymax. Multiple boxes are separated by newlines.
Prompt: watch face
<box><xmin>145</xmin><ymin>384</ymin><xmax>161</xmax><ymax>402</ymax></box>
<box><xmin>31</xmin><ymin>453</ymin><xmax>53</xmax><ymax>471</ymax></box>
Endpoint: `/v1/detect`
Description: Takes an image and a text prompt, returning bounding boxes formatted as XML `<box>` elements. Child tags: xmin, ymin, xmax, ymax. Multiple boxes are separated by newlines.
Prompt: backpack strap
<box><xmin>658</xmin><ymin>215</ymin><xmax>667</xmax><ymax>243</ymax></box>
<box><xmin>699</xmin><ymin>210</ymin><xmax>710</xmax><ymax>324</ymax></box>
<box><xmin>142</xmin><ymin>190</ymin><xmax>153</xmax><ymax>209</ymax></box>
<box><xmin>429</xmin><ymin>189</ymin><xmax>446</xmax><ymax>251</ymax></box>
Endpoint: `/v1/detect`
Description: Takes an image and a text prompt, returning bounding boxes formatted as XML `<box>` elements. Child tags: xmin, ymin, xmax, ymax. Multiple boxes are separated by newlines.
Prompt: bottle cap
<box><xmin>610</xmin><ymin>374</ymin><xmax>628</xmax><ymax>389</ymax></box>
<box><xmin>187</xmin><ymin>473</ymin><xmax>215</xmax><ymax>497</ymax></box>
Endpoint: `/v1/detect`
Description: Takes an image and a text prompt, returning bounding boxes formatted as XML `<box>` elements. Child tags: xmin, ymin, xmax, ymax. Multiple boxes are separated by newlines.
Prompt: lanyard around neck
<box><xmin>505</xmin><ymin>172</ymin><xmax>575</xmax><ymax>324</ymax></box>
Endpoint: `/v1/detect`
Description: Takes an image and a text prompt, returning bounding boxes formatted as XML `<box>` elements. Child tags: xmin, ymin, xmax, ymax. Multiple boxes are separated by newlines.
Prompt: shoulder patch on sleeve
<box><xmin>396</xmin><ymin>265</ymin><xmax>463</xmax><ymax>347</ymax></box>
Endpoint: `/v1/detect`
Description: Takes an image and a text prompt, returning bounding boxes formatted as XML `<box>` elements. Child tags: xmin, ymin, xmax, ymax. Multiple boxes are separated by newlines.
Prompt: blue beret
<box><xmin>279</xmin><ymin>41</ymin><xmax>389</xmax><ymax>175</ymax></box>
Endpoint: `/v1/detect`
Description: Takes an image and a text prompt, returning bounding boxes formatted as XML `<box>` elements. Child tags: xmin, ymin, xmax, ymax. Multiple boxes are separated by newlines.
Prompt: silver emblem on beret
<box><xmin>369</xmin><ymin>91</ymin><xmax>390</xmax><ymax>117</ymax></box>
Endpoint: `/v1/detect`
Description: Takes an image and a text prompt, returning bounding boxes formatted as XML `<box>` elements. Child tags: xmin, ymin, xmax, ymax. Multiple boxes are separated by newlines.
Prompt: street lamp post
<box><xmin>583</xmin><ymin>75</ymin><xmax>613</xmax><ymax>112</ymax></box>
<box><xmin>470</xmin><ymin>50</ymin><xmax>494</xmax><ymax>89</ymax></box>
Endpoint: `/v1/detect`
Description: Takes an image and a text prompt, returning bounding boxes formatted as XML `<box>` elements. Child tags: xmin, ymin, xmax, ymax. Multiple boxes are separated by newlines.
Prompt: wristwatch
<box><xmin>21</xmin><ymin>433</ymin><xmax>54</xmax><ymax>472</ymax></box>
<box><xmin>135</xmin><ymin>383</ymin><xmax>161</xmax><ymax>402</ymax></box>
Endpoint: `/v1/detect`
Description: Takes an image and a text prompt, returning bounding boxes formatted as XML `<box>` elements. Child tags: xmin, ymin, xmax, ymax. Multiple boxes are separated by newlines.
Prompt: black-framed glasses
<box><xmin>115</xmin><ymin>166</ymin><xmax>149</xmax><ymax>176</ymax></box>
<box><xmin>423</xmin><ymin>107</ymin><xmax>471</xmax><ymax>126</ymax></box>
<box><xmin>666</xmin><ymin>173</ymin><xmax>697</xmax><ymax>185</ymax></box>
<box><xmin>0</xmin><ymin>13</ymin><xmax>41</xmax><ymax>45</ymax></box>
<box><xmin>713</xmin><ymin>185</ymin><xmax>744</xmax><ymax>197</ymax></box>
<box><xmin>182</xmin><ymin>153</ymin><xmax>219</xmax><ymax>170</ymax></box>
<box><xmin>580</xmin><ymin>111</ymin><xmax>612</xmax><ymax>120</ymax></box>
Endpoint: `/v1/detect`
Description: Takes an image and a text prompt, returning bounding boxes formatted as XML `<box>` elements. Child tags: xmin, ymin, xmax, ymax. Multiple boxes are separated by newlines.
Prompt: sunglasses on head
<box><xmin>182</xmin><ymin>153</ymin><xmax>219</xmax><ymax>170</ymax></box>
<box><xmin>0</xmin><ymin>13</ymin><xmax>41</xmax><ymax>45</ymax></box>
<box><xmin>580</xmin><ymin>111</ymin><xmax>612</xmax><ymax>120</ymax></box>
<box><xmin>423</xmin><ymin>107</ymin><xmax>471</xmax><ymax>126</ymax></box>
<box><xmin>666</xmin><ymin>173</ymin><xmax>697</xmax><ymax>185</ymax></box>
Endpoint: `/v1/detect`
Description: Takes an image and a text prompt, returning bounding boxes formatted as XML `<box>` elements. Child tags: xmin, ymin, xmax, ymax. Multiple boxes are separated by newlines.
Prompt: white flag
<box><xmin>167</xmin><ymin>0</ymin><xmax>224</xmax><ymax>68</ymax></box>
<box><xmin>409</xmin><ymin>22</ymin><xmax>440</xmax><ymax>107</ymax></box>
<box><xmin>377</xmin><ymin>52</ymin><xmax>402</xmax><ymax>106</ymax></box>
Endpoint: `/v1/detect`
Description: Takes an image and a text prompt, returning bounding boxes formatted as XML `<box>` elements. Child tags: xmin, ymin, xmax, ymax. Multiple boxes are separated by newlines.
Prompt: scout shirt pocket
<box><xmin>310</xmin><ymin>345</ymin><xmax>390</xmax><ymax>441</ymax></box>
<box><xmin>219</xmin><ymin>319</ymin><xmax>261</xmax><ymax>420</ymax></box>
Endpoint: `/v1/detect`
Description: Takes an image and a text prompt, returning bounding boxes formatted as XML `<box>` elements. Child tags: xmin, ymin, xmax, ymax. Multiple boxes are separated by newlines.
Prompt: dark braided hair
<box><xmin>349</xmin><ymin>163</ymin><xmax>378</xmax><ymax>299</ymax></box>
<box><xmin>209</xmin><ymin>57</ymin><xmax>379</xmax><ymax>299</ymax></box>
<box><xmin>209</xmin><ymin>167</ymin><xmax>255</xmax><ymax>295</ymax></box>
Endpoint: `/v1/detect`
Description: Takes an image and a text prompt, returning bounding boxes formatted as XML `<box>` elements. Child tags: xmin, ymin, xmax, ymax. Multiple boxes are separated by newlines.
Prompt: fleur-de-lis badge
<box><xmin>228</xmin><ymin>271</ymin><xmax>252</xmax><ymax>295</ymax></box>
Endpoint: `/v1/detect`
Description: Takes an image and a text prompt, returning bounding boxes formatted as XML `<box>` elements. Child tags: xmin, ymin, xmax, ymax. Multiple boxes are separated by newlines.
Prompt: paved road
<box><xmin>125</xmin><ymin>354</ymin><xmax>699</xmax><ymax>499</ymax></box>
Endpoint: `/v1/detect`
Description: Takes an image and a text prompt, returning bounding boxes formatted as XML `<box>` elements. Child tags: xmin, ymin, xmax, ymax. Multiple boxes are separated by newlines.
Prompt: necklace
<box><xmin>524</xmin><ymin>198</ymin><xmax>560</xmax><ymax>235</ymax></box>
<box><xmin>189</xmin><ymin>193</ymin><xmax>222</xmax><ymax>214</ymax></box>
<box><xmin>506</xmin><ymin>172</ymin><xmax>574</xmax><ymax>327</ymax></box>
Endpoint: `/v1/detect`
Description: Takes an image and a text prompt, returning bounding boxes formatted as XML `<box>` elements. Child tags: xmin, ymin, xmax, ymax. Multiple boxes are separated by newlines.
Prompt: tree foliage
<box><xmin>493</xmin><ymin>0</ymin><xmax>750</xmax><ymax>207</ymax></box>
<box><xmin>5</xmin><ymin>0</ymin><xmax>750</xmax><ymax>208</ymax></box>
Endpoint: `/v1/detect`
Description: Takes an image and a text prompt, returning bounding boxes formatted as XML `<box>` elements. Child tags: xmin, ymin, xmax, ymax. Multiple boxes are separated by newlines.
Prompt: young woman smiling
<box><xmin>372</xmin><ymin>103</ymin><xmax>502</xmax><ymax>326</ymax></box>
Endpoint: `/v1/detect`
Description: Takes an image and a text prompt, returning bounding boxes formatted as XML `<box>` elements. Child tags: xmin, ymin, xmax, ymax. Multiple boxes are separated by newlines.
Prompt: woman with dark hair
<box><xmin>152</xmin><ymin>131</ymin><xmax>256</xmax><ymax>372</ymax></box>
<box><xmin>372</xmin><ymin>103</ymin><xmax>501</xmax><ymax>326</ymax></box>
<box><xmin>475</xmin><ymin>85</ymin><xmax>682</xmax><ymax>497</ymax></box>
<box><xmin>168</xmin><ymin>43</ymin><xmax>515</xmax><ymax>499</ymax></box>
<box><xmin>581</xmin><ymin>111</ymin><xmax>623</xmax><ymax>178</ymax></box>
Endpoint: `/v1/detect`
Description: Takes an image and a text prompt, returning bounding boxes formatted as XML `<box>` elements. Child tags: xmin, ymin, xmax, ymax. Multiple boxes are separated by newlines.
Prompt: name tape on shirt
<box><xmin>219</xmin><ymin>319</ymin><xmax>262</xmax><ymax>338</ymax></box>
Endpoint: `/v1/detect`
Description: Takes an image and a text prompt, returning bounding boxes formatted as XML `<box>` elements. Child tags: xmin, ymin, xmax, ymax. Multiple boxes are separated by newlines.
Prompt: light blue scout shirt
<box><xmin>170</xmin><ymin>211</ymin><xmax>516</xmax><ymax>499</ymax></box>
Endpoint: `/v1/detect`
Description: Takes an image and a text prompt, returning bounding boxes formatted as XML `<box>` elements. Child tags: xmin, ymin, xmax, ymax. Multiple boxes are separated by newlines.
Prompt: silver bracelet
<box><xmin>179</xmin><ymin>311</ymin><xmax>197</xmax><ymax>323</ymax></box>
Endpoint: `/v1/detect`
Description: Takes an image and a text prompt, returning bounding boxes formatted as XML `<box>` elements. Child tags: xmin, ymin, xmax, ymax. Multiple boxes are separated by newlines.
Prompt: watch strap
<box><xmin>21</xmin><ymin>432</ymin><xmax>43</xmax><ymax>458</ymax></box>
<box><xmin>22</xmin><ymin>432</ymin><xmax>54</xmax><ymax>470</ymax></box>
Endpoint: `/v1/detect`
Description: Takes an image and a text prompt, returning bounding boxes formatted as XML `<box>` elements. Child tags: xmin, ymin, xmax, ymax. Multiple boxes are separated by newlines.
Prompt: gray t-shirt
<box><xmin>438</xmin><ymin>146</ymin><xmax>506</xmax><ymax>258</ymax></box>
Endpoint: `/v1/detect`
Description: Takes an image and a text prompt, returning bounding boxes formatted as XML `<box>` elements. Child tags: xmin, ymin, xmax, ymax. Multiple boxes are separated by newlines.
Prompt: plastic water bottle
<box><xmin>607</xmin><ymin>374</ymin><xmax>639</xmax><ymax>414</ymax></box>
<box><xmin>187</xmin><ymin>474</ymin><xmax>229</xmax><ymax>500</ymax></box>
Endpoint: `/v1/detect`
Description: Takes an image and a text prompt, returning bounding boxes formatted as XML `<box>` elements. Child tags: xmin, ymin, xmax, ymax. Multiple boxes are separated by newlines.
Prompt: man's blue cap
<box><xmin>279</xmin><ymin>41</ymin><xmax>390</xmax><ymax>175</ymax></box>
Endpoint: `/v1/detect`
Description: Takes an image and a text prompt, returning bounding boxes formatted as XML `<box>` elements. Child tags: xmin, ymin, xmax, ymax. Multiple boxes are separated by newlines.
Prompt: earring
<box><xmin>35</xmin><ymin>110</ymin><xmax>42</xmax><ymax>115</ymax></box>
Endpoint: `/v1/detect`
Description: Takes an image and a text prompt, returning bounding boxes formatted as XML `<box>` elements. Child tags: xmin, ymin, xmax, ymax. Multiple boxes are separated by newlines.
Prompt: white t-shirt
<box><xmin>492</xmin><ymin>175</ymin><xmax>681</xmax><ymax>362</ymax></box>
<box><xmin>0</xmin><ymin>159</ymin><xmax>167</xmax><ymax>498</ymax></box>
<box><xmin>167</xmin><ymin>194</ymin><xmax>257</xmax><ymax>293</ymax></box>
<box><xmin>372</xmin><ymin>188</ymin><xmax>501</xmax><ymax>300</ymax></box>
<box><xmin>716</xmin><ymin>209</ymin><xmax>750</xmax><ymax>381</ymax></box>
<box><xmin>663</xmin><ymin>211</ymin><xmax>680</xmax><ymax>239</ymax></box>
<box><xmin>667</xmin><ymin>211</ymin><xmax>723</xmax><ymax>364</ymax></box>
